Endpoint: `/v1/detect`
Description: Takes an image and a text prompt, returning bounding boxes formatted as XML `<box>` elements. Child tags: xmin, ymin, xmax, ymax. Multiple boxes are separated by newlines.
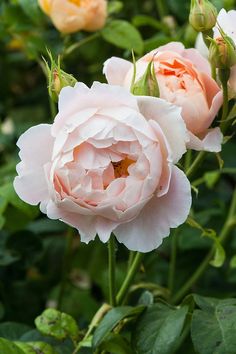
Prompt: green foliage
<box><xmin>132</xmin><ymin>303</ymin><xmax>188</xmax><ymax>354</ymax></box>
<box><xmin>35</xmin><ymin>308</ymin><xmax>79</xmax><ymax>343</ymax></box>
<box><xmin>191</xmin><ymin>295</ymin><xmax>236</xmax><ymax>354</ymax></box>
<box><xmin>93</xmin><ymin>305</ymin><xmax>145</xmax><ymax>348</ymax></box>
<box><xmin>101</xmin><ymin>20</ymin><xmax>144</xmax><ymax>54</ymax></box>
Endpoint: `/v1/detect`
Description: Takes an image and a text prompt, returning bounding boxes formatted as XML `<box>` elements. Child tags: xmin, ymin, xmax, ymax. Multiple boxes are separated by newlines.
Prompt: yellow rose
<box><xmin>38</xmin><ymin>0</ymin><xmax>107</xmax><ymax>33</ymax></box>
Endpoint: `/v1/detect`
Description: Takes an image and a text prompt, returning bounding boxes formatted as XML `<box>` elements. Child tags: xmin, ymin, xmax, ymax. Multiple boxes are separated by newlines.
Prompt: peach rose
<box><xmin>196</xmin><ymin>9</ymin><xmax>236</xmax><ymax>96</ymax></box>
<box><xmin>14</xmin><ymin>82</ymin><xmax>191</xmax><ymax>252</ymax></box>
<box><xmin>38</xmin><ymin>0</ymin><xmax>107</xmax><ymax>33</ymax></box>
<box><xmin>104</xmin><ymin>42</ymin><xmax>223</xmax><ymax>152</ymax></box>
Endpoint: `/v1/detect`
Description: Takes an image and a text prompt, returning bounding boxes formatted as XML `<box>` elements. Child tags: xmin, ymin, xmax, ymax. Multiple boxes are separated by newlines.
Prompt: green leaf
<box><xmin>99</xmin><ymin>333</ymin><xmax>133</xmax><ymax>354</ymax></box>
<box><xmin>93</xmin><ymin>306</ymin><xmax>145</xmax><ymax>348</ymax></box>
<box><xmin>0</xmin><ymin>338</ymin><xmax>25</xmax><ymax>354</ymax></box>
<box><xmin>15</xmin><ymin>341</ymin><xmax>57</xmax><ymax>354</ymax></box>
<box><xmin>204</xmin><ymin>171</ymin><xmax>220</xmax><ymax>189</ymax></box>
<box><xmin>14</xmin><ymin>342</ymin><xmax>35</xmax><ymax>354</ymax></box>
<box><xmin>35</xmin><ymin>308</ymin><xmax>79</xmax><ymax>343</ymax></box>
<box><xmin>191</xmin><ymin>295</ymin><xmax>236</xmax><ymax>354</ymax></box>
<box><xmin>108</xmin><ymin>1</ymin><xmax>123</xmax><ymax>15</ymax></box>
<box><xmin>18</xmin><ymin>0</ymin><xmax>44</xmax><ymax>24</ymax></box>
<box><xmin>132</xmin><ymin>303</ymin><xmax>188</xmax><ymax>354</ymax></box>
<box><xmin>101</xmin><ymin>20</ymin><xmax>143</xmax><ymax>54</ymax></box>
<box><xmin>230</xmin><ymin>255</ymin><xmax>236</xmax><ymax>268</ymax></box>
<box><xmin>0</xmin><ymin>322</ymin><xmax>31</xmax><ymax>340</ymax></box>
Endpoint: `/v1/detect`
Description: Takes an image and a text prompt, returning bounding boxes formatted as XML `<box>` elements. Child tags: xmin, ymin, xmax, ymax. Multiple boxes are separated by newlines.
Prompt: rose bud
<box><xmin>209</xmin><ymin>34</ymin><xmax>236</xmax><ymax>69</ymax></box>
<box><xmin>131</xmin><ymin>60</ymin><xmax>160</xmax><ymax>97</ymax></box>
<box><xmin>38</xmin><ymin>0</ymin><xmax>107</xmax><ymax>34</ymax></box>
<box><xmin>44</xmin><ymin>53</ymin><xmax>77</xmax><ymax>102</ymax></box>
<box><xmin>189</xmin><ymin>0</ymin><xmax>217</xmax><ymax>32</ymax></box>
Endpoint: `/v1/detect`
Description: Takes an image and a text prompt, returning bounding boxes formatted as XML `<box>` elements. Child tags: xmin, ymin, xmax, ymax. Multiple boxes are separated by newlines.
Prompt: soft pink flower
<box><xmin>14</xmin><ymin>82</ymin><xmax>191</xmax><ymax>252</ymax></box>
<box><xmin>38</xmin><ymin>0</ymin><xmax>107</xmax><ymax>34</ymax></box>
<box><xmin>196</xmin><ymin>9</ymin><xmax>236</xmax><ymax>96</ymax></box>
<box><xmin>104</xmin><ymin>42</ymin><xmax>223</xmax><ymax>152</ymax></box>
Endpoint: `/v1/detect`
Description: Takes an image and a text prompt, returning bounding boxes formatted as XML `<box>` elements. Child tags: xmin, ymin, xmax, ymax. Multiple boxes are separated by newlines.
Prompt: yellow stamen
<box><xmin>112</xmin><ymin>158</ymin><xmax>135</xmax><ymax>179</ymax></box>
<box><xmin>68</xmin><ymin>0</ymin><xmax>81</xmax><ymax>6</ymax></box>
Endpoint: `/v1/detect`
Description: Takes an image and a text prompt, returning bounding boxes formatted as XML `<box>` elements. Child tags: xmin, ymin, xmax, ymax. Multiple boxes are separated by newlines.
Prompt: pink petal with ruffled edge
<box><xmin>187</xmin><ymin>128</ymin><xmax>223</xmax><ymax>152</ymax></box>
<box><xmin>137</xmin><ymin>96</ymin><xmax>188</xmax><ymax>163</ymax></box>
<box><xmin>14</xmin><ymin>124</ymin><xmax>53</xmax><ymax>205</ymax></box>
<box><xmin>114</xmin><ymin>166</ymin><xmax>191</xmax><ymax>252</ymax></box>
<box><xmin>103</xmin><ymin>57</ymin><xmax>132</xmax><ymax>85</ymax></box>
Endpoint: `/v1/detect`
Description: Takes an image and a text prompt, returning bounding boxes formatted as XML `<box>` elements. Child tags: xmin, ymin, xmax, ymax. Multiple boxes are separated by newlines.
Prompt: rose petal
<box><xmin>114</xmin><ymin>166</ymin><xmax>191</xmax><ymax>252</ymax></box>
<box><xmin>137</xmin><ymin>96</ymin><xmax>188</xmax><ymax>163</ymax></box>
<box><xmin>103</xmin><ymin>57</ymin><xmax>133</xmax><ymax>85</ymax></box>
<box><xmin>14</xmin><ymin>124</ymin><xmax>53</xmax><ymax>205</ymax></box>
<box><xmin>187</xmin><ymin>128</ymin><xmax>223</xmax><ymax>152</ymax></box>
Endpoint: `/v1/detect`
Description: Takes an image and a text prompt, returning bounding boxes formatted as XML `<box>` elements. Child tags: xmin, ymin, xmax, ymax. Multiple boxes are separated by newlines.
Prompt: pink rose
<box><xmin>104</xmin><ymin>42</ymin><xmax>223</xmax><ymax>152</ymax></box>
<box><xmin>14</xmin><ymin>82</ymin><xmax>191</xmax><ymax>252</ymax></box>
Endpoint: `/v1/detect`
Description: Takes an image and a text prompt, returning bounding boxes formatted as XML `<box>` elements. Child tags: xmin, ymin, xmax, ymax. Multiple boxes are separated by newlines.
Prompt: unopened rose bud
<box><xmin>44</xmin><ymin>53</ymin><xmax>77</xmax><ymax>102</ymax></box>
<box><xmin>209</xmin><ymin>34</ymin><xmax>236</xmax><ymax>69</ymax></box>
<box><xmin>189</xmin><ymin>0</ymin><xmax>217</xmax><ymax>32</ymax></box>
<box><xmin>131</xmin><ymin>60</ymin><xmax>159</xmax><ymax>97</ymax></box>
<box><xmin>38</xmin><ymin>0</ymin><xmax>107</xmax><ymax>34</ymax></box>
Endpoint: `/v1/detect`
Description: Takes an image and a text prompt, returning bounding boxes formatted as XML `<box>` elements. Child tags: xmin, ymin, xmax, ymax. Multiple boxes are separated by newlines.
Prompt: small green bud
<box><xmin>209</xmin><ymin>33</ymin><xmax>236</xmax><ymax>69</ymax></box>
<box><xmin>44</xmin><ymin>51</ymin><xmax>77</xmax><ymax>102</ymax></box>
<box><xmin>189</xmin><ymin>0</ymin><xmax>217</xmax><ymax>32</ymax></box>
<box><xmin>131</xmin><ymin>60</ymin><xmax>159</xmax><ymax>97</ymax></box>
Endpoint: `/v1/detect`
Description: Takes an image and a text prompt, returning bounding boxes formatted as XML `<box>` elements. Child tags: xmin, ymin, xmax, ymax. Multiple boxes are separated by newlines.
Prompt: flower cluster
<box><xmin>14</xmin><ymin>5</ymin><xmax>236</xmax><ymax>253</ymax></box>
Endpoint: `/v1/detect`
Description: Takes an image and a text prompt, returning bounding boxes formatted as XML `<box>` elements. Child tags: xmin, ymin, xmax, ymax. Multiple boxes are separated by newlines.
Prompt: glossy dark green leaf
<box><xmin>99</xmin><ymin>333</ymin><xmax>133</xmax><ymax>354</ymax></box>
<box><xmin>132</xmin><ymin>303</ymin><xmax>188</xmax><ymax>354</ymax></box>
<box><xmin>0</xmin><ymin>322</ymin><xmax>31</xmax><ymax>341</ymax></box>
<box><xmin>191</xmin><ymin>296</ymin><xmax>236</xmax><ymax>354</ymax></box>
<box><xmin>93</xmin><ymin>306</ymin><xmax>145</xmax><ymax>348</ymax></box>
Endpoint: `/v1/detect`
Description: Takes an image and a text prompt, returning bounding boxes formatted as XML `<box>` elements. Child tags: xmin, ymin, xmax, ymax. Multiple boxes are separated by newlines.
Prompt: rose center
<box><xmin>112</xmin><ymin>158</ymin><xmax>135</xmax><ymax>179</ymax></box>
<box><xmin>68</xmin><ymin>0</ymin><xmax>81</xmax><ymax>6</ymax></box>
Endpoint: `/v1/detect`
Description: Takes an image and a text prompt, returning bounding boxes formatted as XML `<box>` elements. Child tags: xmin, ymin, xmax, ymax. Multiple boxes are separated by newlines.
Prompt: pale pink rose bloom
<box><xmin>104</xmin><ymin>42</ymin><xmax>223</xmax><ymax>153</ymax></box>
<box><xmin>38</xmin><ymin>0</ymin><xmax>107</xmax><ymax>33</ymax></box>
<box><xmin>14</xmin><ymin>82</ymin><xmax>191</xmax><ymax>252</ymax></box>
<box><xmin>196</xmin><ymin>9</ymin><xmax>236</xmax><ymax>95</ymax></box>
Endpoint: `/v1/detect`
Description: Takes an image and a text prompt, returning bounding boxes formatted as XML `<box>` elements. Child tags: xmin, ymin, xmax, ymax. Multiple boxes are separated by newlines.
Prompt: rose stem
<box><xmin>108</xmin><ymin>234</ymin><xmax>117</xmax><ymax>307</ymax></box>
<box><xmin>116</xmin><ymin>252</ymin><xmax>144</xmax><ymax>305</ymax></box>
<box><xmin>219</xmin><ymin>68</ymin><xmax>230</xmax><ymax>134</ymax></box>
<box><xmin>171</xmin><ymin>188</ymin><xmax>236</xmax><ymax>305</ymax></box>
<box><xmin>63</xmin><ymin>33</ymin><xmax>100</xmax><ymax>58</ymax></box>
<box><xmin>168</xmin><ymin>229</ymin><xmax>179</xmax><ymax>296</ymax></box>
<box><xmin>58</xmin><ymin>227</ymin><xmax>74</xmax><ymax>310</ymax></box>
<box><xmin>186</xmin><ymin>151</ymin><xmax>206</xmax><ymax>179</ymax></box>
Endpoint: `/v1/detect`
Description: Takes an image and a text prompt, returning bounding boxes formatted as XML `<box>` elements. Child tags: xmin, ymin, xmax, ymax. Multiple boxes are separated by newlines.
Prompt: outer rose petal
<box><xmin>13</xmin><ymin>124</ymin><xmax>53</xmax><ymax>205</ymax></box>
<box><xmin>195</xmin><ymin>33</ymin><xmax>208</xmax><ymax>59</ymax></box>
<box><xmin>114</xmin><ymin>166</ymin><xmax>191</xmax><ymax>252</ymax></box>
<box><xmin>137</xmin><ymin>96</ymin><xmax>188</xmax><ymax>163</ymax></box>
<box><xmin>187</xmin><ymin>128</ymin><xmax>223</xmax><ymax>152</ymax></box>
<box><xmin>103</xmin><ymin>57</ymin><xmax>132</xmax><ymax>86</ymax></box>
